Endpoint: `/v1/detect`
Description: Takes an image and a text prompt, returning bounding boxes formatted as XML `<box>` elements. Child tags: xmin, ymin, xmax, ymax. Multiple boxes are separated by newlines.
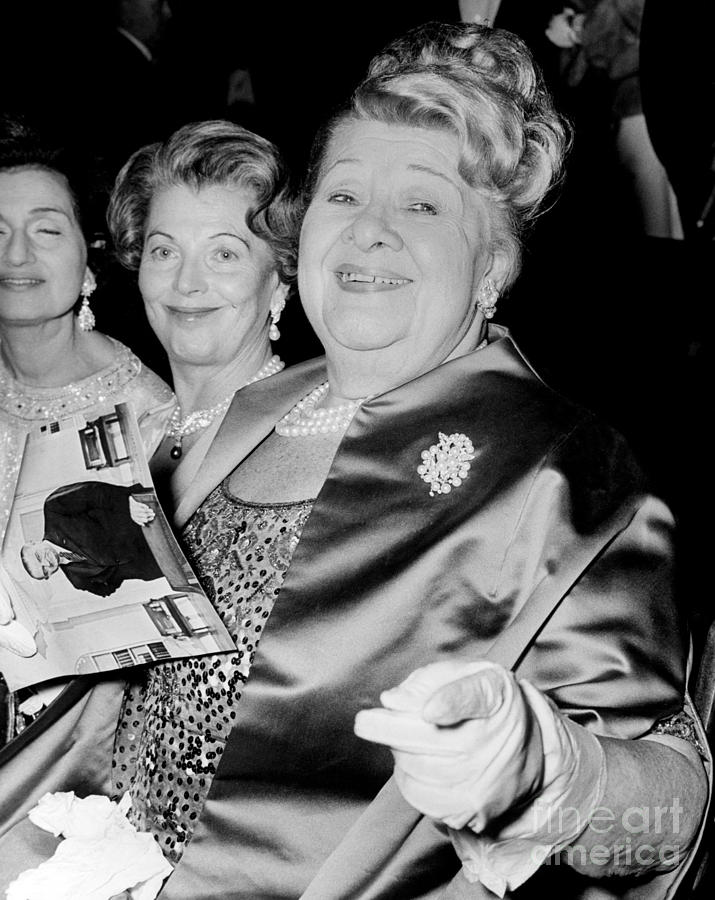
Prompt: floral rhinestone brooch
<box><xmin>417</xmin><ymin>432</ymin><xmax>475</xmax><ymax>497</ymax></box>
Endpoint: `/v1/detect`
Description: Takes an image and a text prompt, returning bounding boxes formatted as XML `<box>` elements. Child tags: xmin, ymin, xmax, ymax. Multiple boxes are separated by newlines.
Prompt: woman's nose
<box><xmin>3</xmin><ymin>230</ymin><xmax>35</xmax><ymax>266</ymax></box>
<box><xmin>342</xmin><ymin>204</ymin><xmax>404</xmax><ymax>252</ymax></box>
<box><xmin>175</xmin><ymin>256</ymin><xmax>208</xmax><ymax>296</ymax></box>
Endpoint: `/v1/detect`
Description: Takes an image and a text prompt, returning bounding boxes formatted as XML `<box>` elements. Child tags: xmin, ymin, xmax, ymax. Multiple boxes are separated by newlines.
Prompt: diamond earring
<box><xmin>78</xmin><ymin>270</ymin><xmax>97</xmax><ymax>332</ymax></box>
<box><xmin>476</xmin><ymin>278</ymin><xmax>499</xmax><ymax>320</ymax></box>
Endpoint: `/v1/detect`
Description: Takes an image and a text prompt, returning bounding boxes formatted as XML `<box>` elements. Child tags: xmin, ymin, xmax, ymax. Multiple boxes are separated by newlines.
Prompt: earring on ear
<box><xmin>77</xmin><ymin>269</ymin><xmax>97</xmax><ymax>332</ymax></box>
<box><xmin>269</xmin><ymin>296</ymin><xmax>286</xmax><ymax>342</ymax></box>
<box><xmin>476</xmin><ymin>278</ymin><xmax>499</xmax><ymax>320</ymax></box>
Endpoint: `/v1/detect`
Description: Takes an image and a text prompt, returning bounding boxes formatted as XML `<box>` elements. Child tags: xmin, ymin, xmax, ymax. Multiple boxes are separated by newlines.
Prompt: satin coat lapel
<box><xmin>173</xmin><ymin>356</ymin><xmax>327</xmax><ymax>528</ymax></box>
<box><xmin>272</xmin><ymin>327</ymin><xmax>554</xmax><ymax>628</ymax></box>
<box><xmin>166</xmin><ymin>327</ymin><xmax>694</xmax><ymax>899</ymax></box>
<box><xmin>290</xmin><ymin>335</ymin><xmax>687</xmax><ymax>899</ymax></box>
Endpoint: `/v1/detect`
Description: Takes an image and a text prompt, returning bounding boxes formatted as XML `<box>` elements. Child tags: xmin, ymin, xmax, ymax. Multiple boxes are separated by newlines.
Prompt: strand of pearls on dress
<box><xmin>275</xmin><ymin>382</ymin><xmax>367</xmax><ymax>437</ymax></box>
<box><xmin>168</xmin><ymin>355</ymin><xmax>284</xmax><ymax>458</ymax></box>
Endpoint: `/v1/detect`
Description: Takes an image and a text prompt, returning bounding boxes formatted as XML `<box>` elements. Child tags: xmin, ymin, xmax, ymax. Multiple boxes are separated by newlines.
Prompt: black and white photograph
<box><xmin>0</xmin><ymin>401</ymin><xmax>234</xmax><ymax>693</ymax></box>
<box><xmin>0</xmin><ymin>1</ymin><xmax>712</xmax><ymax>898</ymax></box>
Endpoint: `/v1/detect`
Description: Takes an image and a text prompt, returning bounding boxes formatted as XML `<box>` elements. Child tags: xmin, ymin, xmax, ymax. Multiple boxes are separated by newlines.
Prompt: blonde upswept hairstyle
<box><xmin>303</xmin><ymin>23</ymin><xmax>570</xmax><ymax>290</ymax></box>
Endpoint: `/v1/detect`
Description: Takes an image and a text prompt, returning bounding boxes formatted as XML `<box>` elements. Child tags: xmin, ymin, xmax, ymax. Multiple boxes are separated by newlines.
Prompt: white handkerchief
<box><xmin>6</xmin><ymin>792</ymin><xmax>172</xmax><ymax>900</ymax></box>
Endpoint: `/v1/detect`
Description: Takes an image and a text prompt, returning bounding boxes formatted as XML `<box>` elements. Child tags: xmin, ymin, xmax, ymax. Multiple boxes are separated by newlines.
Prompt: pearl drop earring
<box><xmin>269</xmin><ymin>296</ymin><xmax>286</xmax><ymax>342</ymax></box>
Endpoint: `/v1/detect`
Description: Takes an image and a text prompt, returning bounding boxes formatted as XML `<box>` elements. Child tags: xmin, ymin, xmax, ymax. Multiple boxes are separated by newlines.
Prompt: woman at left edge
<box><xmin>0</xmin><ymin>114</ymin><xmax>173</xmax><ymax>743</ymax></box>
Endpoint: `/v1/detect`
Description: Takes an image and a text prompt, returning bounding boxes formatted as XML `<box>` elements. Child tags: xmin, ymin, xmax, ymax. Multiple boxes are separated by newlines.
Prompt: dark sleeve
<box><xmin>513</xmin><ymin>419</ymin><xmax>686</xmax><ymax>738</ymax></box>
<box><xmin>45</xmin><ymin>482</ymin><xmax>153</xmax><ymax>533</ymax></box>
<box><xmin>85</xmin><ymin>571</ymin><xmax>123</xmax><ymax>597</ymax></box>
<box><xmin>62</xmin><ymin>564</ymin><xmax>122</xmax><ymax>598</ymax></box>
<box><xmin>46</xmin><ymin>481</ymin><xmax>137</xmax><ymax>517</ymax></box>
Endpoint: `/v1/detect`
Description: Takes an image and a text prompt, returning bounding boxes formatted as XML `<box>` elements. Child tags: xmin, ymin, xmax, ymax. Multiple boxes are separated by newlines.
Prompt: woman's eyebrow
<box><xmin>29</xmin><ymin>206</ymin><xmax>73</xmax><ymax>218</ymax></box>
<box><xmin>210</xmin><ymin>231</ymin><xmax>251</xmax><ymax>250</ymax></box>
<box><xmin>407</xmin><ymin>163</ymin><xmax>460</xmax><ymax>191</ymax></box>
<box><xmin>323</xmin><ymin>157</ymin><xmax>359</xmax><ymax>176</ymax></box>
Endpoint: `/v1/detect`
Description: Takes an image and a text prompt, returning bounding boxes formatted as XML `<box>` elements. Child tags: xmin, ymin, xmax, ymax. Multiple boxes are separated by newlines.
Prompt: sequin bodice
<box><xmin>0</xmin><ymin>338</ymin><xmax>173</xmax><ymax>540</ymax></box>
<box><xmin>112</xmin><ymin>481</ymin><xmax>313</xmax><ymax>864</ymax></box>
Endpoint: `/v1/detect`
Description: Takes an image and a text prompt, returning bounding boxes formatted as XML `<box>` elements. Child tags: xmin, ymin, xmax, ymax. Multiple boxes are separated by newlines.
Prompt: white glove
<box><xmin>354</xmin><ymin>660</ymin><xmax>605</xmax><ymax>895</ymax></box>
<box><xmin>355</xmin><ymin>660</ymin><xmax>544</xmax><ymax>830</ymax></box>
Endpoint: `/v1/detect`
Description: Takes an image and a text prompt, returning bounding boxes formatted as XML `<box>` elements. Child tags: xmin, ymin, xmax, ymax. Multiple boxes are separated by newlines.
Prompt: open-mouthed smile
<box><xmin>334</xmin><ymin>268</ymin><xmax>412</xmax><ymax>291</ymax></box>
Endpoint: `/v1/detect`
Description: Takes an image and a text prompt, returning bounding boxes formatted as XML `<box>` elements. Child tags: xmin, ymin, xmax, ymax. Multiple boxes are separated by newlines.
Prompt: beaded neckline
<box><xmin>219</xmin><ymin>479</ymin><xmax>315</xmax><ymax>509</ymax></box>
<box><xmin>0</xmin><ymin>338</ymin><xmax>142</xmax><ymax>422</ymax></box>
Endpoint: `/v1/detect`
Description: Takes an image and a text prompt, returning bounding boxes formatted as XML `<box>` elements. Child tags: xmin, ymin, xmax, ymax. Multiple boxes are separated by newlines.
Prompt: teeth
<box><xmin>338</xmin><ymin>272</ymin><xmax>409</xmax><ymax>285</ymax></box>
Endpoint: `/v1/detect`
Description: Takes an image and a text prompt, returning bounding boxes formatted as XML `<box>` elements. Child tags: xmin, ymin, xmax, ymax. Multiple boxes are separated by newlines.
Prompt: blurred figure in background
<box><xmin>639</xmin><ymin>0</ymin><xmax>714</xmax><ymax>648</ymax></box>
<box><xmin>3</xmin><ymin>0</ymin><xmax>177</xmax><ymax>178</ymax></box>
<box><xmin>640</xmin><ymin>0</ymin><xmax>715</xmax><ymax>241</ymax></box>
<box><xmin>545</xmin><ymin>0</ymin><xmax>682</xmax><ymax>238</ymax></box>
<box><xmin>2</xmin><ymin>0</ymin><xmax>183</xmax><ymax>382</ymax></box>
<box><xmin>97</xmin><ymin>0</ymin><xmax>176</xmax><ymax>169</ymax></box>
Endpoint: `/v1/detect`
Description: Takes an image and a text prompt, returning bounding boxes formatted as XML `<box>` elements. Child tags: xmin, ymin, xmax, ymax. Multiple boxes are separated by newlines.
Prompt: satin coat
<box><xmin>0</xmin><ymin>328</ymin><xmax>707</xmax><ymax>898</ymax></box>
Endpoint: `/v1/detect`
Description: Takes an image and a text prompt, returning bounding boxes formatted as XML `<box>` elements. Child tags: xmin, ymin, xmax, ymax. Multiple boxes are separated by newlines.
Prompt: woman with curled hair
<box><xmin>107</xmin><ymin>120</ymin><xmax>298</xmax><ymax>509</ymax></box>
<box><xmin>322</xmin><ymin>19</ymin><xmax>568</xmax><ymax>289</ymax></box>
<box><xmin>0</xmin><ymin>23</ymin><xmax>708</xmax><ymax>899</ymax></box>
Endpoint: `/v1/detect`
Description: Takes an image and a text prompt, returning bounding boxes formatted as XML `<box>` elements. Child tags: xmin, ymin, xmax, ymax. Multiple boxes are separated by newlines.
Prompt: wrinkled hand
<box><xmin>354</xmin><ymin>661</ymin><xmax>545</xmax><ymax>831</ymax></box>
<box><xmin>129</xmin><ymin>496</ymin><xmax>155</xmax><ymax>527</ymax></box>
<box><xmin>545</xmin><ymin>8</ymin><xmax>583</xmax><ymax>47</ymax></box>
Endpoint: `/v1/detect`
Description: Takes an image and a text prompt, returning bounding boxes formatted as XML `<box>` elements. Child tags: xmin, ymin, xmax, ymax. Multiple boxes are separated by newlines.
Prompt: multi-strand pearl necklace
<box><xmin>168</xmin><ymin>355</ymin><xmax>284</xmax><ymax>458</ymax></box>
<box><xmin>275</xmin><ymin>381</ymin><xmax>367</xmax><ymax>437</ymax></box>
<box><xmin>274</xmin><ymin>335</ymin><xmax>490</xmax><ymax>440</ymax></box>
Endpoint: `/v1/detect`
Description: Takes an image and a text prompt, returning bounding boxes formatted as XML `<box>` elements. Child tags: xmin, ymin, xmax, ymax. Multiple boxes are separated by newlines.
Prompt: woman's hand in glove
<box><xmin>354</xmin><ymin>660</ymin><xmax>547</xmax><ymax>831</ymax></box>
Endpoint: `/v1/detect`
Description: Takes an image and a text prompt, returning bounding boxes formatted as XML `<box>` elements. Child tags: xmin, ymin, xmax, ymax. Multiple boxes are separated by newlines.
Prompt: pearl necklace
<box><xmin>275</xmin><ymin>381</ymin><xmax>367</xmax><ymax>437</ymax></box>
<box><xmin>274</xmin><ymin>336</ymin><xmax>489</xmax><ymax>440</ymax></box>
<box><xmin>168</xmin><ymin>355</ymin><xmax>284</xmax><ymax>458</ymax></box>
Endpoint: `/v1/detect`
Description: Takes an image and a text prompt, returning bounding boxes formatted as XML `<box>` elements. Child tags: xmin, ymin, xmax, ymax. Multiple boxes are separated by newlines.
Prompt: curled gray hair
<box><xmin>107</xmin><ymin>120</ymin><xmax>299</xmax><ymax>285</ymax></box>
<box><xmin>304</xmin><ymin>24</ymin><xmax>570</xmax><ymax>290</ymax></box>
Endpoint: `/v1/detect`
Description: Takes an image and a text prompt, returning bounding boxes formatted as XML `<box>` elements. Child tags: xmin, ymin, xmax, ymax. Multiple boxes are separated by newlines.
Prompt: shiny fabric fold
<box><xmin>162</xmin><ymin>328</ymin><xmax>698</xmax><ymax>898</ymax></box>
<box><xmin>0</xmin><ymin>328</ymin><xmax>707</xmax><ymax>899</ymax></box>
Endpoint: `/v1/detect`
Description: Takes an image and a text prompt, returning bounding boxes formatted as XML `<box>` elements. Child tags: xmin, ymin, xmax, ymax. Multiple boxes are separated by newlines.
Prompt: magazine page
<box><xmin>0</xmin><ymin>401</ymin><xmax>234</xmax><ymax>692</ymax></box>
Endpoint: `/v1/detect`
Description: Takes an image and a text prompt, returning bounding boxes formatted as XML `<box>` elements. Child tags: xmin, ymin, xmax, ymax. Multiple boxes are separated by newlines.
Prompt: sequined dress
<box><xmin>0</xmin><ymin>337</ymin><xmax>174</xmax><ymax>540</ymax></box>
<box><xmin>112</xmin><ymin>480</ymin><xmax>314</xmax><ymax>864</ymax></box>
